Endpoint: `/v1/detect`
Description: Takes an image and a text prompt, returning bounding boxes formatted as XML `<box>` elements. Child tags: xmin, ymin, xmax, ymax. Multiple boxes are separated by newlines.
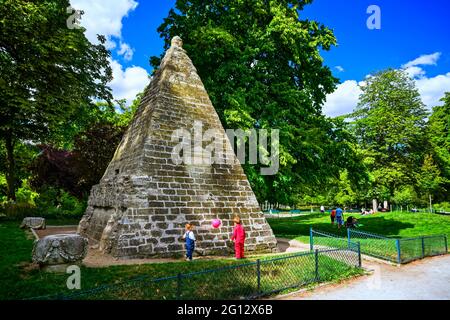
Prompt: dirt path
<box><xmin>34</xmin><ymin>229</ymin><xmax>305</xmax><ymax>268</ymax></box>
<box><xmin>279</xmin><ymin>254</ymin><xmax>450</xmax><ymax>300</ymax></box>
<box><xmin>276</xmin><ymin>238</ymin><xmax>310</xmax><ymax>253</ymax></box>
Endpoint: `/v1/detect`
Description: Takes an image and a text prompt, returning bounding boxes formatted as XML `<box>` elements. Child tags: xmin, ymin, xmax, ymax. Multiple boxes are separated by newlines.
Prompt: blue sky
<box><xmin>71</xmin><ymin>0</ymin><xmax>450</xmax><ymax>117</ymax></box>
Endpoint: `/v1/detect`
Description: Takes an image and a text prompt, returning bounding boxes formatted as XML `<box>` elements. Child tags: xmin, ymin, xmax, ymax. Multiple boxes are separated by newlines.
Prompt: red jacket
<box><xmin>232</xmin><ymin>224</ymin><xmax>246</xmax><ymax>243</ymax></box>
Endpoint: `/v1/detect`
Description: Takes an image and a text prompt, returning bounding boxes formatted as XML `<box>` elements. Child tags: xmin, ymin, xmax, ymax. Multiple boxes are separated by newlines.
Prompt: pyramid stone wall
<box><xmin>78</xmin><ymin>37</ymin><xmax>278</xmax><ymax>258</ymax></box>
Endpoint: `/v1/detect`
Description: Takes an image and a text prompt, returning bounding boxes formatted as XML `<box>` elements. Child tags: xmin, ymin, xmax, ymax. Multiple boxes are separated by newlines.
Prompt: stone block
<box><xmin>32</xmin><ymin>234</ymin><xmax>88</xmax><ymax>266</ymax></box>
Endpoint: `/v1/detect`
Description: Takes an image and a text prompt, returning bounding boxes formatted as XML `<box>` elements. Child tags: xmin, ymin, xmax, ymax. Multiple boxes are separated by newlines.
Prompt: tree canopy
<box><xmin>0</xmin><ymin>0</ymin><xmax>113</xmax><ymax>199</ymax></box>
<box><xmin>352</xmin><ymin>69</ymin><xmax>428</xmax><ymax>200</ymax></box>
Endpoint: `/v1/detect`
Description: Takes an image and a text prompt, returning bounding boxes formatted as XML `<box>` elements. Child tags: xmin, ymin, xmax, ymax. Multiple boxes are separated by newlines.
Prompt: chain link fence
<box><xmin>310</xmin><ymin>228</ymin><xmax>448</xmax><ymax>264</ymax></box>
<box><xmin>309</xmin><ymin>228</ymin><xmax>354</xmax><ymax>250</ymax></box>
<box><xmin>398</xmin><ymin>235</ymin><xmax>448</xmax><ymax>263</ymax></box>
<box><xmin>347</xmin><ymin>229</ymin><xmax>399</xmax><ymax>263</ymax></box>
<box><xmin>347</xmin><ymin>229</ymin><xmax>447</xmax><ymax>264</ymax></box>
<box><xmin>27</xmin><ymin>249</ymin><xmax>362</xmax><ymax>300</ymax></box>
<box><xmin>310</xmin><ymin>228</ymin><xmax>362</xmax><ymax>267</ymax></box>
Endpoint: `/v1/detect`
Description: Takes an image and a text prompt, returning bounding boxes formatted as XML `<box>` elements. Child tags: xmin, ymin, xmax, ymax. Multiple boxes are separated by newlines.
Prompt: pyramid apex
<box><xmin>171</xmin><ymin>36</ymin><xmax>183</xmax><ymax>48</ymax></box>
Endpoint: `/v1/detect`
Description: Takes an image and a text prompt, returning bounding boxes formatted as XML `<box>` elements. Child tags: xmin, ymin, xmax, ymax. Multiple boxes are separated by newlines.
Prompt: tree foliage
<box><xmin>352</xmin><ymin>69</ymin><xmax>428</xmax><ymax>200</ymax></box>
<box><xmin>0</xmin><ymin>0</ymin><xmax>113</xmax><ymax>199</ymax></box>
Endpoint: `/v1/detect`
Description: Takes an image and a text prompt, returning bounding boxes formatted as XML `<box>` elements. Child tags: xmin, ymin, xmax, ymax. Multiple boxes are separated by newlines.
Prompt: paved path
<box><xmin>279</xmin><ymin>254</ymin><xmax>450</xmax><ymax>300</ymax></box>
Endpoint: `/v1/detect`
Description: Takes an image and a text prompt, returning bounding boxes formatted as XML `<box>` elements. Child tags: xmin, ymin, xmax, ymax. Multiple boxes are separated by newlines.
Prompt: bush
<box><xmin>433</xmin><ymin>202</ymin><xmax>450</xmax><ymax>213</ymax></box>
<box><xmin>0</xmin><ymin>185</ymin><xmax>87</xmax><ymax>221</ymax></box>
<box><xmin>0</xmin><ymin>201</ymin><xmax>37</xmax><ymax>220</ymax></box>
<box><xmin>34</xmin><ymin>187</ymin><xmax>87</xmax><ymax>219</ymax></box>
<box><xmin>0</xmin><ymin>178</ymin><xmax>39</xmax><ymax>220</ymax></box>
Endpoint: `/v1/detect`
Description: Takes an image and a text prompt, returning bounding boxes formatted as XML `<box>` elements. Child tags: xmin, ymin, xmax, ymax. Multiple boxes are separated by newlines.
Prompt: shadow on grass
<box><xmin>268</xmin><ymin>215</ymin><xmax>415</xmax><ymax>239</ymax></box>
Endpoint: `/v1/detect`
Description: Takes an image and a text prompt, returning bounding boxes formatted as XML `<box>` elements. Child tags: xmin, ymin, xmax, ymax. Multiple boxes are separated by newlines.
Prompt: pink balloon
<box><xmin>211</xmin><ymin>219</ymin><xmax>222</xmax><ymax>228</ymax></box>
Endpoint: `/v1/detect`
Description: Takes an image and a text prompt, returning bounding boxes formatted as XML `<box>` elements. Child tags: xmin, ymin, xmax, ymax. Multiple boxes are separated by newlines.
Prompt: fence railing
<box><xmin>27</xmin><ymin>249</ymin><xmax>362</xmax><ymax>300</ymax></box>
<box><xmin>310</xmin><ymin>228</ymin><xmax>448</xmax><ymax>264</ymax></box>
<box><xmin>398</xmin><ymin>235</ymin><xmax>448</xmax><ymax>263</ymax></box>
<box><xmin>310</xmin><ymin>228</ymin><xmax>357</xmax><ymax>250</ymax></box>
<box><xmin>347</xmin><ymin>229</ymin><xmax>447</xmax><ymax>264</ymax></box>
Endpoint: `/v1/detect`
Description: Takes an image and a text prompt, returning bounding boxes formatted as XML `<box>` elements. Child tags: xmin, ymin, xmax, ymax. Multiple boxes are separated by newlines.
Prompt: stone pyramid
<box><xmin>78</xmin><ymin>37</ymin><xmax>278</xmax><ymax>258</ymax></box>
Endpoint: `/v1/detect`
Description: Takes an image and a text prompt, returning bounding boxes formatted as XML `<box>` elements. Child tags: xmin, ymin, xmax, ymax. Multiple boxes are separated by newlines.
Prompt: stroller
<box><xmin>345</xmin><ymin>216</ymin><xmax>359</xmax><ymax>228</ymax></box>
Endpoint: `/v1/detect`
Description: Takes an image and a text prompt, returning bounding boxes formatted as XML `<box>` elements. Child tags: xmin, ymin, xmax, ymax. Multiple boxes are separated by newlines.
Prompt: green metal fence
<box><xmin>310</xmin><ymin>228</ymin><xmax>448</xmax><ymax>264</ymax></box>
<box><xmin>347</xmin><ymin>229</ymin><xmax>447</xmax><ymax>264</ymax></box>
<box><xmin>27</xmin><ymin>249</ymin><xmax>362</xmax><ymax>300</ymax></box>
<box><xmin>398</xmin><ymin>235</ymin><xmax>448</xmax><ymax>263</ymax></box>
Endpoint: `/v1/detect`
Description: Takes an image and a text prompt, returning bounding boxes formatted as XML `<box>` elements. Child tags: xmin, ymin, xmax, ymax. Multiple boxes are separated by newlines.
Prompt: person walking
<box><xmin>330</xmin><ymin>209</ymin><xmax>336</xmax><ymax>224</ymax></box>
<box><xmin>335</xmin><ymin>207</ymin><xmax>344</xmax><ymax>229</ymax></box>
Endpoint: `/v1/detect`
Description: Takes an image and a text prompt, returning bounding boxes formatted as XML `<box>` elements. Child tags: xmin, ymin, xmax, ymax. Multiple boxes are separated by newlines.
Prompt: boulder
<box><xmin>32</xmin><ymin>234</ymin><xmax>88</xmax><ymax>266</ymax></box>
<box><xmin>20</xmin><ymin>217</ymin><xmax>46</xmax><ymax>230</ymax></box>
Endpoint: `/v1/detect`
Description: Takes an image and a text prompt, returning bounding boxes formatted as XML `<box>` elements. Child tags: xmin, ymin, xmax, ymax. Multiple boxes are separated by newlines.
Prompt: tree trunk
<box><xmin>429</xmin><ymin>194</ymin><xmax>432</xmax><ymax>213</ymax></box>
<box><xmin>5</xmin><ymin>132</ymin><xmax>16</xmax><ymax>201</ymax></box>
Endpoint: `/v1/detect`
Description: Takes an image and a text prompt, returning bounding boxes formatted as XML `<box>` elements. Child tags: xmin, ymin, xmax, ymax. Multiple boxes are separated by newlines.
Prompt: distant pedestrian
<box><xmin>335</xmin><ymin>207</ymin><xmax>344</xmax><ymax>229</ymax></box>
<box><xmin>320</xmin><ymin>205</ymin><xmax>325</xmax><ymax>213</ymax></box>
<box><xmin>231</xmin><ymin>216</ymin><xmax>246</xmax><ymax>259</ymax></box>
<box><xmin>183</xmin><ymin>223</ymin><xmax>196</xmax><ymax>261</ymax></box>
<box><xmin>330</xmin><ymin>209</ymin><xmax>336</xmax><ymax>224</ymax></box>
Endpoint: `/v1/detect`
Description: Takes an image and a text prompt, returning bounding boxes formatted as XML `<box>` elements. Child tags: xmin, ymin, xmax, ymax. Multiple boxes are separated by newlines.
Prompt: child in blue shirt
<box><xmin>183</xmin><ymin>223</ymin><xmax>196</xmax><ymax>261</ymax></box>
<box><xmin>335</xmin><ymin>207</ymin><xmax>344</xmax><ymax>229</ymax></box>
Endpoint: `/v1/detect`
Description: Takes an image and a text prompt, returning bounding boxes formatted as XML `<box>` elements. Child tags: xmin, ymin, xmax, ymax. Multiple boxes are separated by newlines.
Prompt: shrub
<box><xmin>0</xmin><ymin>185</ymin><xmax>87</xmax><ymax>221</ymax></box>
<box><xmin>433</xmin><ymin>202</ymin><xmax>450</xmax><ymax>213</ymax></box>
<box><xmin>34</xmin><ymin>187</ymin><xmax>87</xmax><ymax>219</ymax></box>
<box><xmin>0</xmin><ymin>201</ymin><xmax>37</xmax><ymax>220</ymax></box>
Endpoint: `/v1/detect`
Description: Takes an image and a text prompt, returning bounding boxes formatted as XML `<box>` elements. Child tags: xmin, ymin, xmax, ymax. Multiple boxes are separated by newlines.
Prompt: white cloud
<box><xmin>323</xmin><ymin>52</ymin><xmax>449</xmax><ymax>117</ymax></box>
<box><xmin>322</xmin><ymin>80</ymin><xmax>362</xmax><ymax>117</ymax></box>
<box><xmin>69</xmin><ymin>1</ymin><xmax>145</xmax><ymax>103</ymax></box>
<box><xmin>70</xmin><ymin>0</ymin><xmax>138</xmax><ymax>44</ymax></box>
<box><xmin>416</xmin><ymin>72</ymin><xmax>450</xmax><ymax>108</ymax></box>
<box><xmin>401</xmin><ymin>52</ymin><xmax>441</xmax><ymax>79</ymax></box>
<box><xmin>402</xmin><ymin>52</ymin><xmax>448</xmax><ymax>109</ymax></box>
<box><xmin>402</xmin><ymin>52</ymin><xmax>441</xmax><ymax>69</ymax></box>
<box><xmin>404</xmin><ymin>66</ymin><xmax>425</xmax><ymax>78</ymax></box>
<box><xmin>109</xmin><ymin>59</ymin><xmax>149</xmax><ymax>103</ymax></box>
<box><xmin>117</xmin><ymin>42</ymin><xmax>134</xmax><ymax>61</ymax></box>
<box><xmin>335</xmin><ymin>66</ymin><xmax>345</xmax><ymax>72</ymax></box>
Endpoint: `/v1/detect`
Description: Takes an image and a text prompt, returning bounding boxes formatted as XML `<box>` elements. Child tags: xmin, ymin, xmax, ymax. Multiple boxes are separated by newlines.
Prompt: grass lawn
<box><xmin>268</xmin><ymin>211</ymin><xmax>450</xmax><ymax>262</ymax></box>
<box><xmin>268</xmin><ymin>211</ymin><xmax>450</xmax><ymax>242</ymax></box>
<box><xmin>0</xmin><ymin>220</ymin><xmax>363</xmax><ymax>300</ymax></box>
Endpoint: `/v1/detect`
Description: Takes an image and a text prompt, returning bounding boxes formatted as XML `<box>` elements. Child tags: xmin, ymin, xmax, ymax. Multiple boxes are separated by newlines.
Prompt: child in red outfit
<box><xmin>231</xmin><ymin>216</ymin><xmax>246</xmax><ymax>259</ymax></box>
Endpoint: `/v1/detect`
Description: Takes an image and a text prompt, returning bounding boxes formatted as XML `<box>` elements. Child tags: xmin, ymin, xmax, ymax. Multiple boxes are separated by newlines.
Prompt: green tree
<box><xmin>416</xmin><ymin>154</ymin><xmax>444</xmax><ymax>212</ymax></box>
<box><xmin>427</xmin><ymin>92</ymin><xmax>450</xmax><ymax>201</ymax></box>
<box><xmin>332</xmin><ymin>170</ymin><xmax>357</xmax><ymax>207</ymax></box>
<box><xmin>352</xmin><ymin>69</ymin><xmax>428</xmax><ymax>203</ymax></box>
<box><xmin>49</xmin><ymin>95</ymin><xmax>142</xmax><ymax>150</ymax></box>
<box><xmin>0</xmin><ymin>0</ymin><xmax>113</xmax><ymax>200</ymax></box>
<box><xmin>153</xmin><ymin>0</ymin><xmax>364</xmax><ymax>203</ymax></box>
<box><xmin>392</xmin><ymin>185</ymin><xmax>416</xmax><ymax>211</ymax></box>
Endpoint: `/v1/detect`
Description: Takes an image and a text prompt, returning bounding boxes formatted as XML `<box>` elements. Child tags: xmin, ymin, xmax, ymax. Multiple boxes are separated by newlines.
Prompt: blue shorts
<box><xmin>336</xmin><ymin>216</ymin><xmax>343</xmax><ymax>225</ymax></box>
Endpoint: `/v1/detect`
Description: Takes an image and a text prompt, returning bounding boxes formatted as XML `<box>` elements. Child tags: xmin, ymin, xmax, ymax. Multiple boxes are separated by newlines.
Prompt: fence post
<box><xmin>358</xmin><ymin>242</ymin><xmax>362</xmax><ymax>267</ymax></box>
<box><xmin>314</xmin><ymin>249</ymin><xmax>319</xmax><ymax>281</ymax></box>
<box><xmin>310</xmin><ymin>227</ymin><xmax>314</xmax><ymax>251</ymax></box>
<box><xmin>396</xmin><ymin>239</ymin><xmax>402</xmax><ymax>264</ymax></box>
<box><xmin>445</xmin><ymin>235</ymin><xmax>448</xmax><ymax>253</ymax></box>
<box><xmin>256</xmin><ymin>259</ymin><xmax>261</xmax><ymax>296</ymax></box>
<box><xmin>421</xmin><ymin>237</ymin><xmax>425</xmax><ymax>258</ymax></box>
<box><xmin>176</xmin><ymin>273</ymin><xmax>182</xmax><ymax>300</ymax></box>
<box><xmin>347</xmin><ymin>228</ymin><xmax>351</xmax><ymax>249</ymax></box>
